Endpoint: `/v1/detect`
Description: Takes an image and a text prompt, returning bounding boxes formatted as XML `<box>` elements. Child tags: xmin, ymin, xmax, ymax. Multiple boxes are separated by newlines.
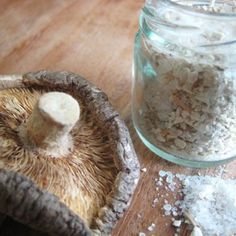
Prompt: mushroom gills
<box><xmin>0</xmin><ymin>88</ymin><xmax>118</xmax><ymax>226</ymax></box>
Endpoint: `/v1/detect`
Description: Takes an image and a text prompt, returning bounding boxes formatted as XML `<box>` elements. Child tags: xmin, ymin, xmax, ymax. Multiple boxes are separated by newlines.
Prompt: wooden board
<box><xmin>0</xmin><ymin>1</ymin><xmax>235</xmax><ymax>235</ymax></box>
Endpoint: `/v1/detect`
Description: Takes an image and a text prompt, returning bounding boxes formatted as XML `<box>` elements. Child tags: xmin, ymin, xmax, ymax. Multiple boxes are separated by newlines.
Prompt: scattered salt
<box><xmin>172</xmin><ymin>211</ymin><xmax>178</xmax><ymax>217</ymax></box>
<box><xmin>138</xmin><ymin>169</ymin><xmax>235</xmax><ymax>236</ymax></box>
<box><xmin>163</xmin><ymin>204</ymin><xmax>172</xmax><ymax>212</ymax></box>
<box><xmin>166</xmin><ymin>175</ymin><xmax>173</xmax><ymax>184</ymax></box>
<box><xmin>138</xmin><ymin>232</ymin><xmax>146</xmax><ymax>236</ymax></box>
<box><xmin>159</xmin><ymin>170</ymin><xmax>167</xmax><ymax>177</ymax></box>
<box><xmin>147</xmin><ymin>223</ymin><xmax>155</xmax><ymax>232</ymax></box>
<box><xmin>156</xmin><ymin>169</ymin><xmax>236</xmax><ymax>236</ymax></box>
<box><xmin>164</xmin><ymin>210</ymin><xmax>171</xmax><ymax>216</ymax></box>
<box><xmin>141</xmin><ymin>168</ymin><xmax>147</xmax><ymax>172</ymax></box>
<box><xmin>172</xmin><ymin>220</ymin><xmax>182</xmax><ymax>227</ymax></box>
<box><xmin>181</xmin><ymin>175</ymin><xmax>236</xmax><ymax>236</ymax></box>
<box><xmin>152</xmin><ymin>197</ymin><xmax>159</xmax><ymax>207</ymax></box>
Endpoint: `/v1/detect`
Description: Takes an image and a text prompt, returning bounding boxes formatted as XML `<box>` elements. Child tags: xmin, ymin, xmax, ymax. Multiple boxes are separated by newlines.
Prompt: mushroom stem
<box><xmin>26</xmin><ymin>92</ymin><xmax>80</xmax><ymax>157</ymax></box>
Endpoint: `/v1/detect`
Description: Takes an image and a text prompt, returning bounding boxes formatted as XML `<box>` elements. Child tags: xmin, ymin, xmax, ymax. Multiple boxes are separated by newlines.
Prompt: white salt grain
<box><xmin>166</xmin><ymin>175</ymin><xmax>173</xmax><ymax>184</ymax></box>
<box><xmin>172</xmin><ymin>211</ymin><xmax>178</xmax><ymax>216</ymax></box>
<box><xmin>172</xmin><ymin>220</ymin><xmax>182</xmax><ymax>227</ymax></box>
<box><xmin>163</xmin><ymin>204</ymin><xmax>172</xmax><ymax>211</ymax></box>
<box><xmin>164</xmin><ymin>210</ymin><xmax>171</xmax><ymax>216</ymax></box>
<box><xmin>159</xmin><ymin>170</ymin><xmax>167</xmax><ymax>177</ymax></box>
<box><xmin>141</xmin><ymin>168</ymin><xmax>147</xmax><ymax>172</ymax></box>
<box><xmin>152</xmin><ymin>199</ymin><xmax>158</xmax><ymax>208</ymax></box>
<box><xmin>147</xmin><ymin>223</ymin><xmax>155</xmax><ymax>232</ymax></box>
<box><xmin>138</xmin><ymin>232</ymin><xmax>146</xmax><ymax>236</ymax></box>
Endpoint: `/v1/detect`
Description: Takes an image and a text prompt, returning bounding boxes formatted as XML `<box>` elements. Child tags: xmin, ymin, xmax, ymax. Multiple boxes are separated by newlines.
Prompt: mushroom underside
<box><xmin>0</xmin><ymin>87</ymin><xmax>119</xmax><ymax>227</ymax></box>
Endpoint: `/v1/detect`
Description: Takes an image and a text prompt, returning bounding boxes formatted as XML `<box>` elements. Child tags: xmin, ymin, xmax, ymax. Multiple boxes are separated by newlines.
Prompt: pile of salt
<box><xmin>157</xmin><ymin>170</ymin><xmax>236</xmax><ymax>236</ymax></box>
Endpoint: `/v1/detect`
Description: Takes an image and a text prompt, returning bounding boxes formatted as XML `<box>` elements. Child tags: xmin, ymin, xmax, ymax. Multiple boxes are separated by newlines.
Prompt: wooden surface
<box><xmin>0</xmin><ymin>1</ymin><xmax>235</xmax><ymax>236</ymax></box>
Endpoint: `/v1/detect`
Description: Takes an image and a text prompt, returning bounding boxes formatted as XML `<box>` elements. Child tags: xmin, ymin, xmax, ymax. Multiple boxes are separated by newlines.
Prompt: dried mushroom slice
<box><xmin>0</xmin><ymin>71</ymin><xmax>140</xmax><ymax>236</ymax></box>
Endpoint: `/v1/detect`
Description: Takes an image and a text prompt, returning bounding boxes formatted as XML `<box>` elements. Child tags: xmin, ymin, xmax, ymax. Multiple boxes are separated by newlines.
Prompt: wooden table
<box><xmin>0</xmin><ymin>1</ymin><xmax>235</xmax><ymax>236</ymax></box>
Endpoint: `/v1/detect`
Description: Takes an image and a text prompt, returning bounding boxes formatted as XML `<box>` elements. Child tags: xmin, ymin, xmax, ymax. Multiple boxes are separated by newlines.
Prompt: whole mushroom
<box><xmin>0</xmin><ymin>71</ymin><xmax>140</xmax><ymax>236</ymax></box>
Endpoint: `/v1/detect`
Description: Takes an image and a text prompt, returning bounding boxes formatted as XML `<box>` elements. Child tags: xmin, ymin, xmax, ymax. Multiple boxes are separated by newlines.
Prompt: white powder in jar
<box><xmin>135</xmin><ymin>0</ymin><xmax>236</xmax><ymax>161</ymax></box>
<box><xmin>139</xmin><ymin>49</ymin><xmax>236</xmax><ymax>160</ymax></box>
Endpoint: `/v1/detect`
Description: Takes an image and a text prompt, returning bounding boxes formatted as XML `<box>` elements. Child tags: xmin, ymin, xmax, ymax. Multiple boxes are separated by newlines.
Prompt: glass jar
<box><xmin>132</xmin><ymin>0</ymin><xmax>236</xmax><ymax>167</ymax></box>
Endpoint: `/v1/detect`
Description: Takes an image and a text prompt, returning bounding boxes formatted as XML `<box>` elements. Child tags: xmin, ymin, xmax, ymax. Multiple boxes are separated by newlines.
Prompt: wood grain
<box><xmin>0</xmin><ymin>1</ymin><xmax>235</xmax><ymax>236</ymax></box>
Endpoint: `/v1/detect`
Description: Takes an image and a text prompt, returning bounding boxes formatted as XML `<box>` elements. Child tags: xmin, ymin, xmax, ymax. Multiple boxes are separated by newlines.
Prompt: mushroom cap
<box><xmin>0</xmin><ymin>71</ymin><xmax>140</xmax><ymax>236</ymax></box>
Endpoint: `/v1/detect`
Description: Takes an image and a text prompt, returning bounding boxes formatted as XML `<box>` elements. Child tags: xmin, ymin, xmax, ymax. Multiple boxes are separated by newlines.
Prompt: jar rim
<box><xmin>145</xmin><ymin>0</ymin><xmax>236</xmax><ymax>18</ymax></box>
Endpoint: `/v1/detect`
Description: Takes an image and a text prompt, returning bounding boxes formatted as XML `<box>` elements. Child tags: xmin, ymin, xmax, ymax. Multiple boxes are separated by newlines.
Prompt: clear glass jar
<box><xmin>132</xmin><ymin>0</ymin><xmax>236</xmax><ymax>167</ymax></box>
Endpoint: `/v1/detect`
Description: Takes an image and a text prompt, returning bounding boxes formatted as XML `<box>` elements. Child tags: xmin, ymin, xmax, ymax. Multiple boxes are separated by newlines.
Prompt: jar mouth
<box><xmin>146</xmin><ymin>0</ymin><xmax>236</xmax><ymax>18</ymax></box>
<box><xmin>140</xmin><ymin>0</ymin><xmax>236</xmax><ymax>67</ymax></box>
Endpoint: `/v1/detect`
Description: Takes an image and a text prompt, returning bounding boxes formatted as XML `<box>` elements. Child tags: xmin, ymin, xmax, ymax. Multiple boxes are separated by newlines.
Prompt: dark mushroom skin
<box><xmin>0</xmin><ymin>213</ymin><xmax>5</xmax><ymax>228</ymax></box>
<box><xmin>0</xmin><ymin>218</ymin><xmax>48</xmax><ymax>236</ymax></box>
<box><xmin>0</xmin><ymin>71</ymin><xmax>140</xmax><ymax>236</ymax></box>
<box><xmin>0</xmin><ymin>169</ymin><xmax>91</xmax><ymax>236</ymax></box>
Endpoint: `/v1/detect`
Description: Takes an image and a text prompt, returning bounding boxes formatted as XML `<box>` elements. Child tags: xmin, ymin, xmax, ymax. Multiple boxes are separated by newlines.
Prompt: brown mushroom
<box><xmin>0</xmin><ymin>71</ymin><xmax>140</xmax><ymax>236</ymax></box>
